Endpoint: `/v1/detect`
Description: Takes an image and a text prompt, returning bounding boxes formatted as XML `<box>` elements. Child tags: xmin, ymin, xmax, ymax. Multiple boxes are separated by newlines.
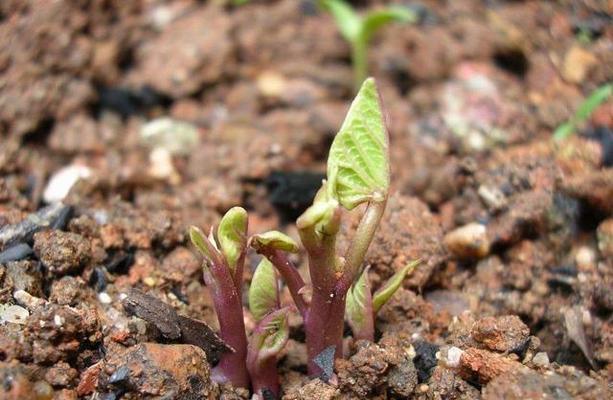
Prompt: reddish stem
<box><xmin>262</xmin><ymin>249</ymin><xmax>307</xmax><ymax>317</ymax></box>
<box><xmin>202</xmin><ymin>262</ymin><xmax>249</xmax><ymax>389</ymax></box>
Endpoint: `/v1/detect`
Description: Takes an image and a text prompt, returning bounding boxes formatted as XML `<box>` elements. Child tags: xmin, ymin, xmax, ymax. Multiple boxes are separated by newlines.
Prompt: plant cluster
<box><xmin>319</xmin><ymin>0</ymin><xmax>417</xmax><ymax>90</ymax></box>
<box><xmin>190</xmin><ymin>78</ymin><xmax>418</xmax><ymax>399</ymax></box>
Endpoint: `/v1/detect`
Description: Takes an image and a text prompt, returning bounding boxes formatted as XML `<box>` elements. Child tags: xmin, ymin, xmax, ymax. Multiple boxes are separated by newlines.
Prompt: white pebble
<box><xmin>43</xmin><ymin>165</ymin><xmax>92</xmax><ymax>203</ymax></box>
<box><xmin>1</xmin><ymin>305</ymin><xmax>30</xmax><ymax>324</ymax></box>
<box><xmin>446</xmin><ymin>346</ymin><xmax>464</xmax><ymax>368</ymax></box>
<box><xmin>532</xmin><ymin>352</ymin><xmax>549</xmax><ymax>367</ymax></box>
<box><xmin>98</xmin><ymin>292</ymin><xmax>112</xmax><ymax>304</ymax></box>
<box><xmin>54</xmin><ymin>314</ymin><xmax>64</xmax><ymax>327</ymax></box>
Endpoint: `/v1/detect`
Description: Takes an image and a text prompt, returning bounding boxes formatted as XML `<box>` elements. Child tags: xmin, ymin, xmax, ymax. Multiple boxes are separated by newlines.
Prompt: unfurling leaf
<box><xmin>345</xmin><ymin>267</ymin><xmax>373</xmax><ymax>335</ymax></box>
<box><xmin>327</xmin><ymin>78</ymin><xmax>389</xmax><ymax>210</ymax></box>
<box><xmin>250</xmin><ymin>231</ymin><xmax>300</xmax><ymax>253</ymax></box>
<box><xmin>320</xmin><ymin>0</ymin><xmax>361</xmax><ymax>41</ymax></box>
<box><xmin>360</xmin><ymin>7</ymin><xmax>417</xmax><ymax>42</ymax></box>
<box><xmin>252</xmin><ymin>308</ymin><xmax>290</xmax><ymax>359</ymax></box>
<box><xmin>217</xmin><ymin>207</ymin><xmax>248</xmax><ymax>272</ymax></box>
<box><xmin>372</xmin><ymin>260</ymin><xmax>420</xmax><ymax>313</ymax></box>
<box><xmin>189</xmin><ymin>226</ymin><xmax>218</xmax><ymax>261</ymax></box>
<box><xmin>249</xmin><ymin>258</ymin><xmax>279</xmax><ymax>322</ymax></box>
<box><xmin>296</xmin><ymin>183</ymin><xmax>340</xmax><ymax>237</ymax></box>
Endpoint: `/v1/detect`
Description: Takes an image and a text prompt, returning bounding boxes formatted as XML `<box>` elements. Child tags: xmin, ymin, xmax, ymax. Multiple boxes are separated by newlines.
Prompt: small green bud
<box><xmin>249</xmin><ymin>258</ymin><xmax>279</xmax><ymax>322</ymax></box>
<box><xmin>217</xmin><ymin>207</ymin><xmax>248</xmax><ymax>272</ymax></box>
<box><xmin>372</xmin><ymin>260</ymin><xmax>420</xmax><ymax>313</ymax></box>
<box><xmin>251</xmin><ymin>231</ymin><xmax>300</xmax><ymax>253</ymax></box>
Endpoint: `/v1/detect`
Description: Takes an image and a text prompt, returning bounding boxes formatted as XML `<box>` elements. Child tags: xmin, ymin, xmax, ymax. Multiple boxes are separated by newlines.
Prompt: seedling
<box><xmin>320</xmin><ymin>0</ymin><xmax>417</xmax><ymax>90</ymax></box>
<box><xmin>251</xmin><ymin>78</ymin><xmax>418</xmax><ymax>377</ymax></box>
<box><xmin>553</xmin><ymin>82</ymin><xmax>611</xmax><ymax>141</ymax></box>
<box><xmin>190</xmin><ymin>78</ymin><xmax>418</xmax><ymax>396</ymax></box>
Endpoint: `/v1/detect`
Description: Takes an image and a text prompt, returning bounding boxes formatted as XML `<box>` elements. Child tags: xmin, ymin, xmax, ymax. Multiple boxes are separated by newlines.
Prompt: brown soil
<box><xmin>0</xmin><ymin>0</ymin><xmax>611</xmax><ymax>399</ymax></box>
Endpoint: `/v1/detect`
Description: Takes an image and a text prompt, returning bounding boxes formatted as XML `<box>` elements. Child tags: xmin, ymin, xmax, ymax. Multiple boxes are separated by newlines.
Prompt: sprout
<box><xmin>253</xmin><ymin>78</ymin><xmax>399</xmax><ymax>377</ymax></box>
<box><xmin>554</xmin><ymin>82</ymin><xmax>612</xmax><ymax>141</ymax></box>
<box><xmin>190</xmin><ymin>78</ymin><xmax>413</xmax><ymax>394</ymax></box>
<box><xmin>320</xmin><ymin>0</ymin><xmax>417</xmax><ymax>90</ymax></box>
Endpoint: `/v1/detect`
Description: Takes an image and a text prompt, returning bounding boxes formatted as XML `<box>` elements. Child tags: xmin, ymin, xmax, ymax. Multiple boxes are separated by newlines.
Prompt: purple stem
<box><xmin>263</xmin><ymin>249</ymin><xmax>308</xmax><ymax>317</ymax></box>
<box><xmin>202</xmin><ymin>260</ymin><xmax>249</xmax><ymax>389</ymax></box>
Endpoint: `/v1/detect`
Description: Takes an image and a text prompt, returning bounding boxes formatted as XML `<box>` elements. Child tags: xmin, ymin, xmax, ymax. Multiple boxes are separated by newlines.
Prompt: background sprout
<box><xmin>320</xmin><ymin>0</ymin><xmax>417</xmax><ymax>90</ymax></box>
<box><xmin>553</xmin><ymin>82</ymin><xmax>611</xmax><ymax>141</ymax></box>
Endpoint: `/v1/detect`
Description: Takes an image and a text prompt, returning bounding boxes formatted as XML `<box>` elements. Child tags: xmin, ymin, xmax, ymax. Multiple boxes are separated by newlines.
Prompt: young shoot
<box><xmin>345</xmin><ymin>260</ymin><xmax>420</xmax><ymax>341</ymax></box>
<box><xmin>190</xmin><ymin>78</ymin><xmax>411</xmax><ymax>395</ymax></box>
<box><xmin>189</xmin><ymin>207</ymin><xmax>249</xmax><ymax>389</ymax></box>
<box><xmin>553</xmin><ymin>82</ymin><xmax>612</xmax><ymax>141</ymax></box>
<box><xmin>320</xmin><ymin>0</ymin><xmax>417</xmax><ymax>90</ymax></box>
<box><xmin>252</xmin><ymin>78</ymin><xmax>396</xmax><ymax>377</ymax></box>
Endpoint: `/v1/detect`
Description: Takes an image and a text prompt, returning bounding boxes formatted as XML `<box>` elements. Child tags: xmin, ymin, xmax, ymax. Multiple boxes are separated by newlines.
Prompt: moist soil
<box><xmin>0</xmin><ymin>1</ymin><xmax>612</xmax><ymax>399</ymax></box>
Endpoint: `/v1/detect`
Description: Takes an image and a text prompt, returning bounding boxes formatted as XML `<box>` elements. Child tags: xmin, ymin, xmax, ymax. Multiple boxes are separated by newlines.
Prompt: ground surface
<box><xmin>0</xmin><ymin>0</ymin><xmax>611</xmax><ymax>399</ymax></box>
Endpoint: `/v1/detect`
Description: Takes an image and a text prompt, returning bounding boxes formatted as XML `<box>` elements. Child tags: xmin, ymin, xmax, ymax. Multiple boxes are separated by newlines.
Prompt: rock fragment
<box><xmin>444</xmin><ymin>222</ymin><xmax>490</xmax><ymax>259</ymax></box>
<box><xmin>471</xmin><ymin>315</ymin><xmax>530</xmax><ymax>353</ymax></box>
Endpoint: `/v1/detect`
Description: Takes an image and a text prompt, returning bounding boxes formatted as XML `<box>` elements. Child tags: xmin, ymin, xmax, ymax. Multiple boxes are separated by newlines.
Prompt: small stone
<box><xmin>596</xmin><ymin>219</ymin><xmax>613</xmax><ymax>258</ymax></box>
<box><xmin>140</xmin><ymin>117</ymin><xmax>199</xmax><ymax>155</ymax></box>
<box><xmin>148</xmin><ymin>147</ymin><xmax>179</xmax><ymax>182</ymax></box>
<box><xmin>444</xmin><ymin>223</ymin><xmax>490</xmax><ymax>259</ymax></box>
<box><xmin>43</xmin><ymin>165</ymin><xmax>92</xmax><ymax>203</ymax></box>
<box><xmin>446</xmin><ymin>346</ymin><xmax>464</xmax><ymax>368</ymax></box>
<box><xmin>98</xmin><ymin>292</ymin><xmax>112</xmax><ymax>304</ymax></box>
<box><xmin>0</xmin><ymin>304</ymin><xmax>29</xmax><ymax>324</ymax></box>
<box><xmin>532</xmin><ymin>352</ymin><xmax>549</xmax><ymax>368</ymax></box>
<box><xmin>478</xmin><ymin>185</ymin><xmax>507</xmax><ymax>211</ymax></box>
<box><xmin>471</xmin><ymin>315</ymin><xmax>530</xmax><ymax>353</ymax></box>
<box><xmin>562</xmin><ymin>46</ymin><xmax>597</xmax><ymax>84</ymax></box>
<box><xmin>256</xmin><ymin>71</ymin><xmax>287</xmax><ymax>98</ymax></box>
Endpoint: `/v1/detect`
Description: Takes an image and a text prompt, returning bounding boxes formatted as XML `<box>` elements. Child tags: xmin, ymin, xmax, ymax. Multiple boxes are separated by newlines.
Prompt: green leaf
<box><xmin>250</xmin><ymin>231</ymin><xmax>300</xmax><ymax>253</ymax></box>
<box><xmin>553</xmin><ymin>122</ymin><xmax>575</xmax><ymax>141</ymax></box>
<box><xmin>575</xmin><ymin>83</ymin><xmax>611</xmax><ymax>122</ymax></box>
<box><xmin>554</xmin><ymin>82</ymin><xmax>612</xmax><ymax>141</ymax></box>
<box><xmin>189</xmin><ymin>226</ymin><xmax>218</xmax><ymax>261</ymax></box>
<box><xmin>361</xmin><ymin>6</ymin><xmax>417</xmax><ymax>43</ymax></box>
<box><xmin>327</xmin><ymin>77</ymin><xmax>390</xmax><ymax>210</ymax></box>
<box><xmin>254</xmin><ymin>308</ymin><xmax>290</xmax><ymax>359</ymax></box>
<box><xmin>249</xmin><ymin>258</ymin><xmax>279</xmax><ymax>322</ymax></box>
<box><xmin>345</xmin><ymin>267</ymin><xmax>372</xmax><ymax>334</ymax></box>
<box><xmin>217</xmin><ymin>207</ymin><xmax>248</xmax><ymax>272</ymax></box>
<box><xmin>296</xmin><ymin>183</ymin><xmax>340</xmax><ymax>237</ymax></box>
<box><xmin>320</xmin><ymin>0</ymin><xmax>361</xmax><ymax>41</ymax></box>
<box><xmin>372</xmin><ymin>260</ymin><xmax>420</xmax><ymax>313</ymax></box>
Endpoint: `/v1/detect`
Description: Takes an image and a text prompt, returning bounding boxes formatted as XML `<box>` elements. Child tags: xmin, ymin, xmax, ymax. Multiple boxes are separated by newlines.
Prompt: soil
<box><xmin>0</xmin><ymin>0</ymin><xmax>611</xmax><ymax>399</ymax></box>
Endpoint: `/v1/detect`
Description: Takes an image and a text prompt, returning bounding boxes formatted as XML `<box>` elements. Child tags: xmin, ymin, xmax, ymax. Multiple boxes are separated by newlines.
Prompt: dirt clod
<box><xmin>97</xmin><ymin>342</ymin><xmax>218</xmax><ymax>399</ymax></box>
<box><xmin>471</xmin><ymin>315</ymin><xmax>530</xmax><ymax>353</ymax></box>
<box><xmin>33</xmin><ymin>230</ymin><xmax>90</xmax><ymax>277</ymax></box>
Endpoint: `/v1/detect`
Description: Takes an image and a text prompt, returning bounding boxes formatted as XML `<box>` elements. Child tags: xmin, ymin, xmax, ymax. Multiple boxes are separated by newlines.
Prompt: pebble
<box><xmin>532</xmin><ymin>352</ymin><xmax>549</xmax><ymax>368</ymax></box>
<box><xmin>444</xmin><ymin>222</ymin><xmax>490</xmax><ymax>259</ymax></box>
<box><xmin>471</xmin><ymin>315</ymin><xmax>530</xmax><ymax>353</ymax></box>
<box><xmin>0</xmin><ymin>304</ymin><xmax>30</xmax><ymax>324</ymax></box>
<box><xmin>561</xmin><ymin>46</ymin><xmax>597</xmax><ymax>84</ymax></box>
<box><xmin>140</xmin><ymin>117</ymin><xmax>198</xmax><ymax>155</ymax></box>
<box><xmin>98</xmin><ymin>292</ymin><xmax>112</xmax><ymax>304</ymax></box>
<box><xmin>43</xmin><ymin>165</ymin><xmax>92</xmax><ymax>203</ymax></box>
<box><xmin>0</xmin><ymin>243</ymin><xmax>33</xmax><ymax>264</ymax></box>
<box><xmin>446</xmin><ymin>346</ymin><xmax>464</xmax><ymax>368</ymax></box>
